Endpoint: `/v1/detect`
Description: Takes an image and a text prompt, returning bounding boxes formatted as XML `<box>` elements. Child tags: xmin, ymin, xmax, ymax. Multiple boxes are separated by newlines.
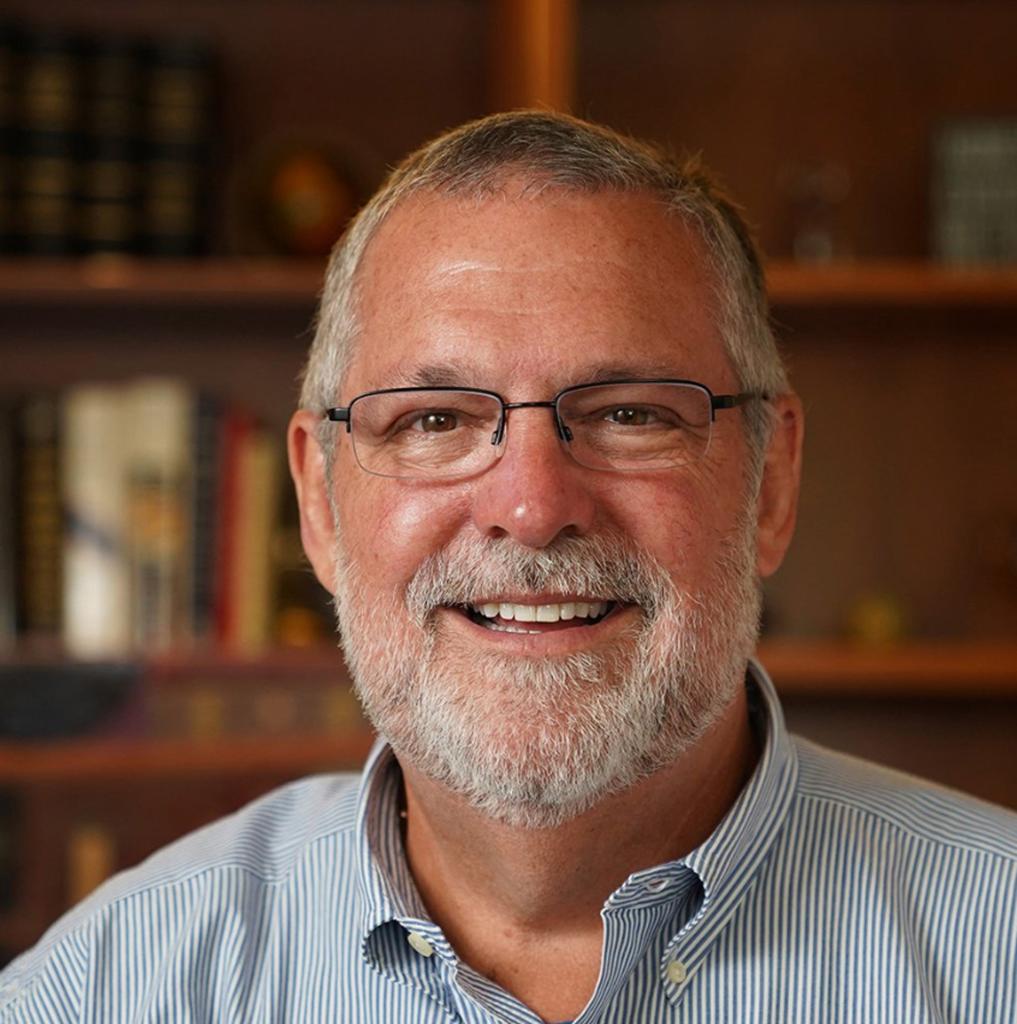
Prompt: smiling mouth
<box><xmin>456</xmin><ymin>600</ymin><xmax>618</xmax><ymax>634</ymax></box>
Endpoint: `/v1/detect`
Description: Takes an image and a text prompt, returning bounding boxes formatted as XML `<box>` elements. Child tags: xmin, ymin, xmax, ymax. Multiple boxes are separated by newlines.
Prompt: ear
<box><xmin>754</xmin><ymin>393</ymin><xmax>805</xmax><ymax>579</ymax></box>
<box><xmin>287</xmin><ymin>409</ymin><xmax>338</xmax><ymax>595</ymax></box>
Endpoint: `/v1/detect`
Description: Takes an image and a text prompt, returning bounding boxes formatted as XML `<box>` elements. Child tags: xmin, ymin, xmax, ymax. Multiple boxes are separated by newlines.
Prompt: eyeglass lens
<box><xmin>348</xmin><ymin>383</ymin><xmax>714</xmax><ymax>479</ymax></box>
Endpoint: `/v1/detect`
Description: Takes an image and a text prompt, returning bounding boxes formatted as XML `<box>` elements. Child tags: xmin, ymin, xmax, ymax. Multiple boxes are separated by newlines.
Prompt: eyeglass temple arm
<box><xmin>711</xmin><ymin>391</ymin><xmax>769</xmax><ymax>412</ymax></box>
<box><xmin>325</xmin><ymin>408</ymin><xmax>351</xmax><ymax>432</ymax></box>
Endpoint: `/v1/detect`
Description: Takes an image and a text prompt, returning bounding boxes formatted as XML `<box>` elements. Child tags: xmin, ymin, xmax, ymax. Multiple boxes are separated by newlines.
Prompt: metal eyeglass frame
<box><xmin>325</xmin><ymin>378</ymin><xmax>768</xmax><ymax>456</ymax></box>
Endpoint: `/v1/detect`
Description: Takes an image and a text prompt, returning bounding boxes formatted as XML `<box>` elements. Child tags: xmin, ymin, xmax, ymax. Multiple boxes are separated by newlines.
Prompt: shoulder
<box><xmin>793</xmin><ymin>735</ymin><xmax>1017</xmax><ymax>862</ymax></box>
<box><xmin>0</xmin><ymin>771</ymin><xmax>362</xmax><ymax>1021</ymax></box>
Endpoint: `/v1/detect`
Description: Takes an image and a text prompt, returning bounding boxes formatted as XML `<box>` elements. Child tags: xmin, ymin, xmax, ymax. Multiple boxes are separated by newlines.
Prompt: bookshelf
<box><xmin>0</xmin><ymin>640</ymin><xmax>1014</xmax><ymax>786</ymax></box>
<box><xmin>1</xmin><ymin>0</ymin><xmax>1015</xmax><ymax>963</ymax></box>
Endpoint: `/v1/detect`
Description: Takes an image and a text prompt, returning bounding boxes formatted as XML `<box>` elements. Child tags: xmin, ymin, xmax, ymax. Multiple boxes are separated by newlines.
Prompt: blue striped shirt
<box><xmin>1</xmin><ymin>660</ymin><xmax>1015</xmax><ymax>1022</ymax></box>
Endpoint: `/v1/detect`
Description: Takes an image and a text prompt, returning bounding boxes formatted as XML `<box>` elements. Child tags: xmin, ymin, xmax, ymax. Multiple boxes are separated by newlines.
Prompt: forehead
<box><xmin>348</xmin><ymin>187</ymin><xmax>731</xmax><ymax>393</ymax></box>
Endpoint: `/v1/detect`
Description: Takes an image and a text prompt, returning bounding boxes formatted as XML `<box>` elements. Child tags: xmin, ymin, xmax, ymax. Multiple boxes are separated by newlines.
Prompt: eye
<box><xmin>604</xmin><ymin>406</ymin><xmax>657</xmax><ymax>426</ymax></box>
<box><xmin>413</xmin><ymin>411</ymin><xmax>458</xmax><ymax>433</ymax></box>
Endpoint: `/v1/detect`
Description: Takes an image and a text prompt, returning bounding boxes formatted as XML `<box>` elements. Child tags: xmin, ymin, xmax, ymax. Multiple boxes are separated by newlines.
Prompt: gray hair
<box><xmin>299</xmin><ymin>110</ymin><xmax>789</xmax><ymax>494</ymax></box>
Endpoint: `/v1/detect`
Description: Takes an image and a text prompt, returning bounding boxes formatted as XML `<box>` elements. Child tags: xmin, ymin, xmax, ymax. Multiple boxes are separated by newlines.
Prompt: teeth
<box><xmin>473</xmin><ymin>600</ymin><xmax>610</xmax><ymax>623</ymax></box>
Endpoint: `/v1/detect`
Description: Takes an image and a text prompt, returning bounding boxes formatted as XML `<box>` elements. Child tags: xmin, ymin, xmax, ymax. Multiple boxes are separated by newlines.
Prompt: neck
<box><xmin>398</xmin><ymin>683</ymin><xmax>759</xmax><ymax>1020</ymax></box>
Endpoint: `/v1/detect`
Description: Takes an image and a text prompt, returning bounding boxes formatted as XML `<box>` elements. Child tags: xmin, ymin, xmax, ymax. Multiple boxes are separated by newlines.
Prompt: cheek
<box><xmin>606</xmin><ymin>472</ymin><xmax>733</xmax><ymax>585</ymax></box>
<box><xmin>338</xmin><ymin>476</ymin><xmax>470</xmax><ymax>591</ymax></box>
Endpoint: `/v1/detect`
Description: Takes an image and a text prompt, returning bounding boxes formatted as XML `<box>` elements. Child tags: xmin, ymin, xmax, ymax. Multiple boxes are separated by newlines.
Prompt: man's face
<box><xmin>327</xmin><ymin>187</ymin><xmax>766</xmax><ymax>826</ymax></box>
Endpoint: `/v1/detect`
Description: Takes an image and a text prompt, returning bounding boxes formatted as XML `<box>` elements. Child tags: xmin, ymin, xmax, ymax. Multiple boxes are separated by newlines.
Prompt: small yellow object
<box><xmin>845</xmin><ymin>593</ymin><xmax>908</xmax><ymax>646</ymax></box>
<box><xmin>276</xmin><ymin>607</ymin><xmax>324</xmax><ymax>648</ymax></box>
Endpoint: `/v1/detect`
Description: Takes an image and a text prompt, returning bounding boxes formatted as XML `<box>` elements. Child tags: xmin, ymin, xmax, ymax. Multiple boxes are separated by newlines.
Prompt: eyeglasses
<box><xmin>325</xmin><ymin>379</ymin><xmax>767</xmax><ymax>481</ymax></box>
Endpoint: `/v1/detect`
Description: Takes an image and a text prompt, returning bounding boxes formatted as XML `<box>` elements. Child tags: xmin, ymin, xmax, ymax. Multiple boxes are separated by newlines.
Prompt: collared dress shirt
<box><xmin>0</xmin><ymin>661</ymin><xmax>1015</xmax><ymax>1023</ymax></box>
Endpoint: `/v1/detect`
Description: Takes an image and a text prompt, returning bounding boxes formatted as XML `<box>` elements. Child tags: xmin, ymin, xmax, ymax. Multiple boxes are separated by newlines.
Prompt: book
<box><xmin>273</xmin><ymin>483</ymin><xmax>336</xmax><ymax>649</ymax></box>
<box><xmin>124</xmin><ymin>377</ymin><xmax>193</xmax><ymax>653</ymax></box>
<box><xmin>933</xmin><ymin>119</ymin><xmax>1017</xmax><ymax>264</ymax></box>
<box><xmin>61</xmin><ymin>384</ymin><xmax>131</xmax><ymax>660</ymax></box>
<box><xmin>225</xmin><ymin>427</ymin><xmax>281</xmax><ymax>653</ymax></box>
<box><xmin>14</xmin><ymin>393</ymin><xmax>62</xmax><ymax>642</ymax></box>
<box><xmin>139</xmin><ymin>35</ymin><xmax>216</xmax><ymax>256</ymax></box>
<box><xmin>15</xmin><ymin>26</ymin><xmax>83</xmax><ymax>255</ymax></box>
<box><xmin>0</xmin><ymin>21</ymin><xmax>21</xmax><ymax>252</ymax></box>
<box><xmin>212</xmin><ymin>405</ymin><xmax>254</xmax><ymax>648</ymax></box>
<box><xmin>77</xmin><ymin>34</ymin><xmax>143</xmax><ymax>255</ymax></box>
<box><xmin>189</xmin><ymin>391</ymin><xmax>224</xmax><ymax>646</ymax></box>
<box><xmin>0</xmin><ymin>402</ymin><xmax>15</xmax><ymax>648</ymax></box>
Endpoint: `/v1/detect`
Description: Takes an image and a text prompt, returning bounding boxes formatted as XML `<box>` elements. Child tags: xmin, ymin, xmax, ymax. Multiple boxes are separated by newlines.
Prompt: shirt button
<box><xmin>645</xmin><ymin>877</ymin><xmax>670</xmax><ymax>893</ymax></box>
<box><xmin>406</xmin><ymin>931</ymin><xmax>435</xmax><ymax>958</ymax></box>
<box><xmin>666</xmin><ymin>958</ymin><xmax>687</xmax><ymax>985</ymax></box>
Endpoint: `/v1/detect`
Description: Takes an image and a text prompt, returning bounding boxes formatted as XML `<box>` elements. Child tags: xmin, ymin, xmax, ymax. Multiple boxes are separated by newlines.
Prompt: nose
<box><xmin>469</xmin><ymin>406</ymin><xmax>596</xmax><ymax>548</ymax></box>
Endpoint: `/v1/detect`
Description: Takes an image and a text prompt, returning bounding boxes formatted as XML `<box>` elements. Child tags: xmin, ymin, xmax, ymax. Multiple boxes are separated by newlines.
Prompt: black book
<box><xmin>77</xmin><ymin>34</ymin><xmax>144</xmax><ymax>255</ymax></box>
<box><xmin>14</xmin><ymin>393</ymin><xmax>63</xmax><ymax>640</ymax></box>
<box><xmin>0</xmin><ymin>21</ymin><xmax>23</xmax><ymax>252</ymax></box>
<box><xmin>139</xmin><ymin>35</ymin><xmax>217</xmax><ymax>257</ymax></box>
<box><xmin>14</xmin><ymin>26</ymin><xmax>85</xmax><ymax>255</ymax></box>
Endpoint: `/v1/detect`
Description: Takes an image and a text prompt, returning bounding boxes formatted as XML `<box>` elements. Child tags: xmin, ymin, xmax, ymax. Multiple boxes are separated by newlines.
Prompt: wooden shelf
<box><xmin>3</xmin><ymin>259</ymin><xmax>1017</xmax><ymax>310</ymax></box>
<box><xmin>0</xmin><ymin>641</ymin><xmax>1011</xmax><ymax>786</ymax></box>
<box><xmin>0</xmin><ymin>731</ymin><xmax>375</xmax><ymax>785</ymax></box>
<box><xmin>766</xmin><ymin>261</ymin><xmax>1017</xmax><ymax>309</ymax></box>
<box><xmin>758</xmin><ymin>640</ymin><xmax>1017</xmax><ymax>697</ymax></box>
<box><xmin>0</xmin><ymin>258</ymin><xmax>325</xmax><ymax>307</ymax></box>
<box><xmin>142</xmin><ymin>640</ymin><xmax>1017</xmax><ymax>695</ymax></box>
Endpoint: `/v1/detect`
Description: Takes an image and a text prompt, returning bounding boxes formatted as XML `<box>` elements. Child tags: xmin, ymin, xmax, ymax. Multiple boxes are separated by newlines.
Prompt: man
<box><xmin>1</xmin><ymin>112</ymin><xmax>1014</xmax><ymax>1023</ymax></box>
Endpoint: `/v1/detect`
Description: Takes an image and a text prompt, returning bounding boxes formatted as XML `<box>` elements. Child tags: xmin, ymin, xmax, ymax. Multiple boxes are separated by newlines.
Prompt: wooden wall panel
<box><xmin>579</xmin><ymin>0</ymin><xmax>1017</xmax><ymax>258</ymax></box>
<box><xmin>766</xmin><ymin>312</ymin><xmax>1017</xmax><ymax>640</ymax></box>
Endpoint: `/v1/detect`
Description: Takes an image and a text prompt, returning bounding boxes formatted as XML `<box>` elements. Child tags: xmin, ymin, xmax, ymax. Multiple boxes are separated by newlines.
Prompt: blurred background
<box><xmin>0</xmin><ymin>0</ymin><xmax>1015</xmax><ymax>961</ymax></box>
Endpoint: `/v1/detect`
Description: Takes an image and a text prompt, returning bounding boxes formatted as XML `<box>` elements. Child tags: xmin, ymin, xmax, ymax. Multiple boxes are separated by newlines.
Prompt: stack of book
<box><xmin>0</xmin><ymin>17</ymin><xmax>217</xmax><ymax>257</ymax></box>
<box><xmin>933</xmin><ymin>119</ymin><xmax>1017</xmax><ymax>265</ymax></box>
<box><xmin>0</xmin><ymin>378</ymin><xmax>333</xmax><ymax>661</ymax></box>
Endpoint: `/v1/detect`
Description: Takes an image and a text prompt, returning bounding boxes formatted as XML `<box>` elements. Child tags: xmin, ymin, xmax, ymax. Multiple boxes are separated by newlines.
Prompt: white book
<box><xmin>62</xmin><ymin>385</ymin><xmax>131</xmax><ymax>660</ymax></box>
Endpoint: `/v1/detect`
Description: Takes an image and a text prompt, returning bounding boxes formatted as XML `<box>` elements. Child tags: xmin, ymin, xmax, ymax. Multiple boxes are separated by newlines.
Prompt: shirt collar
<box><xmin>671</xmin><ymin>658</ymin><xmax>799</xmax><ymax>965</ymax></box>
<box><xmin>353</xmin><ymin>658</ymin><xmax>799</xmax><ymax>989</ymax></box>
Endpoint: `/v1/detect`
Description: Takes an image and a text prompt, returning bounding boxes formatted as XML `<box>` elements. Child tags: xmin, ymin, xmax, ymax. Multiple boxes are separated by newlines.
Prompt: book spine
<box><xmin>212</xmin><ymin>407</ymin><xmax>253</xmax><ymax>647</ymax></box>
<box><xmin>0</xmin><ymin>401</ymin><xmax>15</xmax><ymax>649</ymax></box>
<box><xmin>77</xmin><ymin>34</ymin><xmax>143</xmax><ymax>256</ymax></box>
<box><xmin>14</xmin><ymin>393</ymin><xmax>62</xmax><ymax>641</ymax></box>
<box><xmin>124</xmin><ymin>377</ymin><xmax>194</xmax><ymax>653</ymax></box>
<box><xmin>61</xmin><ymin>385</ymin><xmax>130</xmax><ymax>660</ymax></box>
<box><xmin>15</xmin><ymin>26</ymin><xmax>83</xmax><ymax>255</ymax></box>
<box><xmin>189</xmin><ymin>391</ymin><xmax>222</xmax><ymax>646</ymax></box>
<box><xmin>0</xmin><ymin>21</ymin><xmax>21</xmax><ymax>253</ymax></box>
<box><xmin>139</xmin><ymin>36</ymin><xmax>216</xmax><ymax>257</ymax></box>
<box><xmin>231</xmin><ymin>430</ymin><xmax>280</xmax><ymax>653</ymax></box>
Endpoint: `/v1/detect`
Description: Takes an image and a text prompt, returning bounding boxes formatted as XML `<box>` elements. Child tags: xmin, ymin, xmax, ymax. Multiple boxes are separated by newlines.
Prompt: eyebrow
<box><xmin>403</xmin><ymin>363</ymin><xmax>477</xmax><ymax>388</ymax></box>
<box><xmin>584</xmin><ymin>363</ymin><xmax>685</xmax><ymax>383</ymax></box>
<box><xmin>398</xmin><ymin>361</ymin><xmax>688</xmax><ymax>390</ymax></box>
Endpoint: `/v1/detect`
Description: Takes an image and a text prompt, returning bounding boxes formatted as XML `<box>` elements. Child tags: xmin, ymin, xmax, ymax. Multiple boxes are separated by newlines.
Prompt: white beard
<box><xmin>331</xmin><ymin>518</ymin><xmax>761</xmax><ymax>829</ymax></box>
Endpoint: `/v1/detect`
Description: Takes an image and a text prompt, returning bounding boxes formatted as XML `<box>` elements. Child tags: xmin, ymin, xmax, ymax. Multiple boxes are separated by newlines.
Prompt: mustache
<box><xmin>404</xmin><ymin>531</ymin><xmax>674</xmax><ymax>622</ymax></box>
